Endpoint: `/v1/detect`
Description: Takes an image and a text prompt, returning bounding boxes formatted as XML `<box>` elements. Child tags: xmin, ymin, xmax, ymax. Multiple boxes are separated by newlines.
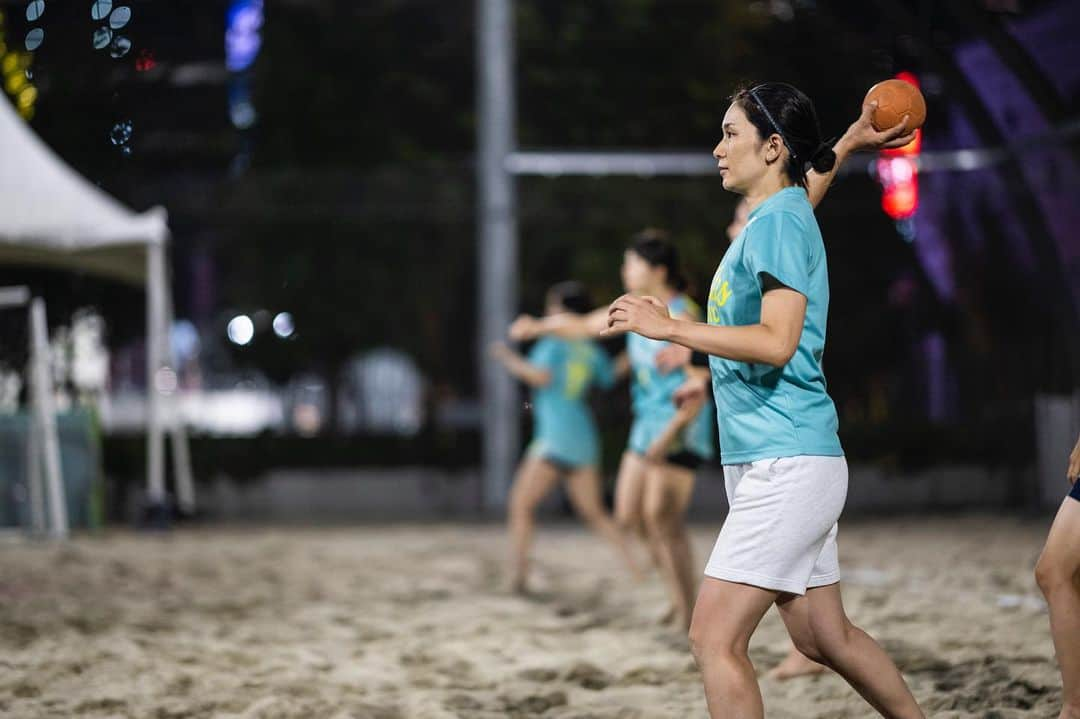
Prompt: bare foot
<box><xmin>767</xmin><ymin>648</ymin><xmax>828</xmax><ymax>680</ymax></box>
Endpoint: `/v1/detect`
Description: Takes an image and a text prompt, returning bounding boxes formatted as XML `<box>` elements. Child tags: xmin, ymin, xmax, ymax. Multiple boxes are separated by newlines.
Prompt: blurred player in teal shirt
<box><xmin>490</xmin><ymin>281</ymin><xmax>638</xmax><ymax>594</ymax></box>
<box><xmin>509</xmin><ymin>232</ymin><xmax>715</xmax><ymax>629</ymax></box>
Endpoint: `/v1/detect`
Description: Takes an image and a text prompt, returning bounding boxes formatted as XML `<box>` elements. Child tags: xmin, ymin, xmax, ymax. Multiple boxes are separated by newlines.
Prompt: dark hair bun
<box><xmin>809</xmin><ymin>143</ymin><xmax>837</xmax><ymax>174</ymax></box>
<box><xmin>549</xmin><ymin>280</ymin><xmax>594</xmax><ymax>314</ymax></box>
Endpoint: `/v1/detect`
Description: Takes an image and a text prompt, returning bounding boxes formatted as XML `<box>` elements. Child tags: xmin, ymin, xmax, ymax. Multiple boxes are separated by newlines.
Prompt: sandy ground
<box><xmin>0</xmin><ymin>516</ymin><xmax>1065</xmax><ymax>718</ymax></box>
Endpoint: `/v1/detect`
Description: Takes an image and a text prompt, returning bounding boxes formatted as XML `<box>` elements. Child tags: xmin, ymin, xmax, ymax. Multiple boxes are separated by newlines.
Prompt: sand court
<box><xmin>0</xmin><ymin>516</ymin><xmax>1064</xmax><ymax>718</ymax></box>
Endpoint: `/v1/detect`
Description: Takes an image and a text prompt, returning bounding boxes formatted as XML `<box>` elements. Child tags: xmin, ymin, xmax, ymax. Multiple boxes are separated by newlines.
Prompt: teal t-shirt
<box><xmin>526</xmin><ymin>337</ymin><xmax>616</xmax><ymax>467</ymax></box>
<box><xmin>706</xmin><ymin>186</ymin><xmax>843</xmax><ymax>465</ymax></box>
<box><xmin>626</xmin><ymin>295</ymin><xmax>716</xmax><ymax>460</ymax></box>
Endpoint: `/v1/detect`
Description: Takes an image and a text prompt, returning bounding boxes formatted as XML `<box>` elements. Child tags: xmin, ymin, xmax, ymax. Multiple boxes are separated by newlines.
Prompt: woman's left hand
<box><xmin>605</xmin><ymin>294</ymin><xmax>672</xmax><ymax>339</ymax></box>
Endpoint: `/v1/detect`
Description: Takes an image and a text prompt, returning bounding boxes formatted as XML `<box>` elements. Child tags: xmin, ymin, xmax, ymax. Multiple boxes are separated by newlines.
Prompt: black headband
<box><xmin>748</xmin><ymin>86</ymin><xmax>797</xmax><ymax>161</ymax></box>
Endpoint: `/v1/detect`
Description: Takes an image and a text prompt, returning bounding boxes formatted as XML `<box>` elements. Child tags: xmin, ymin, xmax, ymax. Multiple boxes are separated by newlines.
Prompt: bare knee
<box><xmin>1034</xmin><ymin>554</ymin><xmax>1077</xmax><ymax>595</ymax></box>
<box><xmin>811</xmin><ymin>620</ymin><xmax>861</xmax><ymax>667</ymax></box>
<box><xmin>688</xmin><ymin>613</ymin><xmax>744</xmax><ymax>665</ymax></box>
<box><xmin>789</xmin><ymin>634</ymin><xmax>827</xmax><ymax>665</ymax></box>
<box><xmin>615</xmin><ymin>509</ymin><xmax>642</xmax><ymax>534</ymax></box>
<box><xmin>688</xmin><ymin>621</ymin><xmax>714</xmax><ymax>667</ymax></box>
<box><xmin>508</xmin><ymin>491</ymin><xmax>534</xmax><ymax>523</ymax></box>
<box><xmin>642</xmin><ymin>501</ymin><xmax>674</xmax><ymax>539</ymax></box>
<box><xmin>689</xmin><ymin>628</ymin><xmax>750</xmax><ymax>679</ymax></box>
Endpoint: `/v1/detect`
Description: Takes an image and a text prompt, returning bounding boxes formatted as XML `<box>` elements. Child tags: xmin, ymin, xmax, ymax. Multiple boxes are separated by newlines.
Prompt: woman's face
<box><xmin>712</xmin><ymin>103</ymin><xmax>777</xmax><ymax>194</ymax></box>
<box><xmin>620</xmin><ymin>250</ymin><xmax>662</xmax><ymax>293</ymax></box>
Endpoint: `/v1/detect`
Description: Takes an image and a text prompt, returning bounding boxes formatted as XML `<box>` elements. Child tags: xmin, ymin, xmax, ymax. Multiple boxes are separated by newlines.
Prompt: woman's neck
<box><xmin>743</xmin><ymin>174</ymin><xmax>793</xmax><ymax>214</ymax></box>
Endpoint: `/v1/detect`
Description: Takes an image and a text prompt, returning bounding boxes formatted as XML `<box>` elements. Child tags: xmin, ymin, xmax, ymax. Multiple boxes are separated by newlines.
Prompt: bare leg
<box><xmin>689</xmin><ymin>577</ymin><xmax>777</xmax><ymax>718</ymax></box>
<box><xmin>766</xmin><ymin>642</ymin><xmax>827</xmax><ymax>680</ymax></box>
<box><xmin>565</xmin><ymin>466</ymin><xmax>642</xmax><ymax>577</ymax></box>
<box><xmin>613</xmin><ymin>451</ymin><xmax>653</xmax><ymax>578</ymax></box>
<box><xmin>506</xmin><ymin>457</ymin><xmax>562</xmax><ymax>593</ymax></box>
<box><xmin>643</xmin><ymin>462</ymin><xmax>697</xmax><ymax>629</ymax></box>
<box><xmin>1035</xmin><ymin>497</ymin><xmax>1080</xmax><ymax>719</ymax></box>
<box><xmin>775</xmin><ymin>584</ymin><xmax>924</xmax><ymax>718</ymax></box>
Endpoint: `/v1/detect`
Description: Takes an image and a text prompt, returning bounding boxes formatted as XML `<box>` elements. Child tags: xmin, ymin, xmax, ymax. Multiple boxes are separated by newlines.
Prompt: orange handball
<box><xmin>864</xmin><ymin>79</ymin><xmax>926</xmax><ymax>132</ymax></box>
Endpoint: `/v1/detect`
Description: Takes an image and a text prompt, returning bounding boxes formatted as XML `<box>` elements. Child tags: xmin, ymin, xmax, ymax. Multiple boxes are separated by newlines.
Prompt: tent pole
<box><xmin>30</xmin><ymin>298</ymin><xmax>68</xmax><ymax>539</ymax></box>
<box><xmin>25</xmin><ymin>383</ymin><xmax>44</xmax><ymax>536</ymax></box>
<box><xmin>163</xmin><ymin>246</ymin><xmax>196</xmax><ymax>513</ymax></box>
<box><xmin>146</xmin><ymin>241</ymin><xmax>166</xmax><ymax>505</ymax></box>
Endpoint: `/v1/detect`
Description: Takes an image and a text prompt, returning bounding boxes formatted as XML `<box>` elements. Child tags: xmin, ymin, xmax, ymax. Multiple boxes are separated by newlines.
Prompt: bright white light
<box><xmin>272</xmin><ymin>311</ymin><xmax>294</xmax><ymax>338</ymax></box>
<box><xmin>227</xmin><ymin>314</ymin><xmax>254</xmax><ymax>345</ymax></box>
<box><xmin>889</xmin><ymin>157</ymin><xmax>915</xmax><ymax>183</ymax></box>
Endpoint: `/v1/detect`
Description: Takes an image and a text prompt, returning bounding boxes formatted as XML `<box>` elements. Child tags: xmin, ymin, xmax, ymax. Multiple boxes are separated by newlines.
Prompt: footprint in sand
<box><xmin>878</xmin><ymin>638</ymin><xmax>951</xmax><ymax>674</ymax></box>
<box><xmin>518</xmin><ymin>667</ymin><xmax>559</xmax><ymax>682</ymax></box>
<box><xmin>444</xmin><ymin>693</ymin><xmax>485</xmax><ymax>713</ymax></box>
<box><xmin>73</xmin><ymin>697</ymin><xmax>127</xmax><ymax>714</ymax></box>
<box><xmin>618</xmin><ymin>665</ymin><xmax>676</xmax><ymax>686</ymax></box>
<box><xmin>565</xmin><ymin>661</ymin><xmax>614</xmax><ymax>690</ymax></box>
<box><xmin>499</xmin><ymin>690</ymin><xmax>568</xmax><ymax>714</ymax></box>
<box><xmin>923</xmin><ymin>656</ymin><xmax>1055</xmax><ymax>713</ymax></box>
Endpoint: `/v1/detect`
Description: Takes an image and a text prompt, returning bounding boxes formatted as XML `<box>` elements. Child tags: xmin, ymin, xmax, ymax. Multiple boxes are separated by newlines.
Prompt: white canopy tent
<box><xmin>0</xmin><ymin>96</ymin><xmax>194</xmax><ymax>514</ymax></box>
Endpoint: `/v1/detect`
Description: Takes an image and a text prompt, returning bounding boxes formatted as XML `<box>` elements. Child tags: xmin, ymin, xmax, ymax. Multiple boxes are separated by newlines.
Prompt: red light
<box><xmin>880</xmin><ymin>172</ymin><xmax>919</xmax><ymax>218</ymax></box>
<box><xmin>135</xmin><ymin>49</ymin><xmax>156</xmax><ymax>72</ymax></box>
<box><xmin>877</xmin><ymin>72</ymin><xmax>921</xmax><ymax>220</ymax></box>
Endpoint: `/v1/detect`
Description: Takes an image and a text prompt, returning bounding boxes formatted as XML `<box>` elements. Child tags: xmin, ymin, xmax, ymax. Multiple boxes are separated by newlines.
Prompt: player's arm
<box><xmin>654</xmin><ymin>309</ymin><xmax>697</xmax><ymax>372</ymax></box>
<box><xmin>806</xmin><ymin>101</ymin><xmax>917</xmax><ymax>209</ymax></box>
<box><xmin>613</xmin><ymin>351</ymin><xmax>631</xmax><ymax>380</ymax></box>
<box><xmin>509</xmin><ymin>307</ymin><xmax>610</xmax><ymax>341</ymax></box>
<box><xmin>488</xmin><ymin>342</ymin><xmax>551</xmax><ymax>387</ymax></box>
<box><xmin>607</xmin><ymin>288</ymin><xmax>806</xmax><ymax>369</ymax></box>
<box><xmin>644</xmin><ymin>390</ymin><xmax>706</xmax><ymax>461</ymax></box>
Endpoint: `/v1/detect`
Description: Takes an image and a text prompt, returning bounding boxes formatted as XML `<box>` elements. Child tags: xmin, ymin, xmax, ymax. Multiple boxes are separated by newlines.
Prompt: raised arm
<box><xmin>509</xmin><ymin>307</ymin><xmax>610</xmax><ymax>341</ymax></box>
<box><xmin>806</xmin><ymin>100</ymin><xmax>917</xmax><ymax>209</ymax></box>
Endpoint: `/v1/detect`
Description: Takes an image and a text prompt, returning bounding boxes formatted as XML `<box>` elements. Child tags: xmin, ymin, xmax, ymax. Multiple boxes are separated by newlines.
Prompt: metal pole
<box><xmin>30</xmin><ymin>298</ymin><xmax>68</xmax><ymax>538</ymax></box>
<box><xmin>146</xmin><ymin>241</ymin><xmax>166</xmax><ymax>505</ymax></box>
<box><xmin>25</xmin><ymin>388</ymin><xmax>44</xmax><ymax>535</ymax></box>
<box><xmin>477</xmin><ymin>0</ymin><xmax>519</xmax><ymax>513</ymax></box>
<box><xmin>163</xmin><ymin>253</ymin><xmax>196</xmax><ymax>514</ymax></box>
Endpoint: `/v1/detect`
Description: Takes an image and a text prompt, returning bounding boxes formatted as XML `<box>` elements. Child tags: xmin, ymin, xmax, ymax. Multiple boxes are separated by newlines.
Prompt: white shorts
<box><xmin>703</xmin><ymin>455</ymin><xmax>848</xmax><ymax>595</ymax></box>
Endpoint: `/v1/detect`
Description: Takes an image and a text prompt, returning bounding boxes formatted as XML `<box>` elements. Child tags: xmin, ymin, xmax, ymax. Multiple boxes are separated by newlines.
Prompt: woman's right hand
<box><xmin>838</xmin><ymin>100</ymin><xmax>917</xmax><ymax>156</ymax></box>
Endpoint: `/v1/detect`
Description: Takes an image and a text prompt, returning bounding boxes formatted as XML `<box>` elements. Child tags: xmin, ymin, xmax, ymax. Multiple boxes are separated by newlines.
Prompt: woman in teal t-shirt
<box><xmin>490</xmin><ymin>281</ymin><xmax>636</xmax><ymax>595</ymax></box>
<box><xmin>509</xmin><ymin>232</ymin><xmax>716</xmax><ymax>630</ymax></box>
<box><xmin>606</xmin><ymin>83</ymin><xmax>924</xmax><ymax>718</ymax></box>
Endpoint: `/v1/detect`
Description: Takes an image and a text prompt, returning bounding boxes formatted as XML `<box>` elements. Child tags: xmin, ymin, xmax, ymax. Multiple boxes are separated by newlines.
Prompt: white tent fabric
<box><xmin>0</xmin><ymin>96</ymin><xmax>192</xmax><ymax>512</ymax></box>
<box><xmin>0</xmin><ymin>96</ymin><xmax>167</xmax><ymax>280</ymax></box>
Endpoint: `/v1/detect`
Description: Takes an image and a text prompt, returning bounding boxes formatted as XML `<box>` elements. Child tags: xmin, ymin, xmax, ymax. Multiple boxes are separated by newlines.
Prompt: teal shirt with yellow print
<box><xmin>526</xmin><ymin>337</ymin><xmax>616</xmax><ymax>467</ymax></box>
<box><xmin>626</xmin><ymin>294</ymin><xmax>716</xmax><ymax>460</ymax></box>
<box><xmin>706</xmin><ymin>186</ymin><xmax>843</xmax><ymax>465</ymax></box>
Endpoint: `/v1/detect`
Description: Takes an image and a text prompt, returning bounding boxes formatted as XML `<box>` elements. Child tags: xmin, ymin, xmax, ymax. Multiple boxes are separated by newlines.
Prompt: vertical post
<box><xmin>146</xmin><ymin>241</ymin><xmax>166</xmax><ymax>505</ymax></box>
<box><xmin>477</xmin><ymin>0</ymin><xmax>519</xmax><ymax>513</ymax></box>
<box><xmin>25</xmin><ymin>397</ymin><xmax>44</xmax><ymax>534</ymax></box>
<box><xmin>164</xmin><ymin>258</ymin><xmax>196</xmax><ymax>514</ymax></box>
<box><xmin>29</xmin><ymin>298</ymin><xmax>68</xmax><ymax>538</ymax></box>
